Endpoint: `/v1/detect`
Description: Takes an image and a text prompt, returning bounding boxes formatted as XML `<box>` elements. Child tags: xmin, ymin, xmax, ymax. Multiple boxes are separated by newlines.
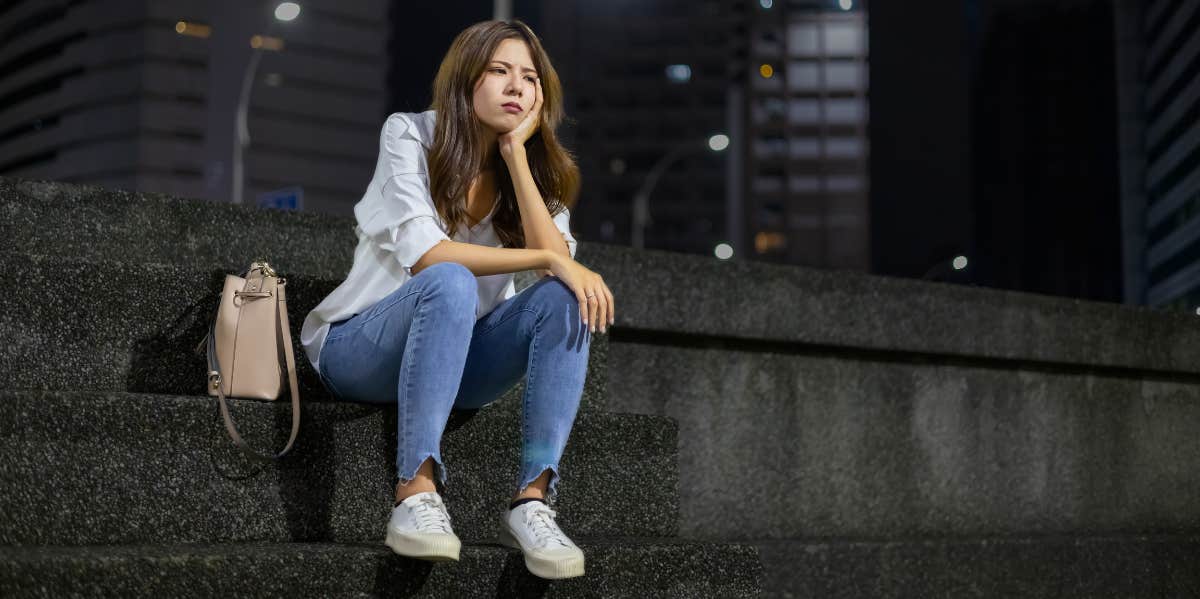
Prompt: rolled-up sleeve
<box><xmin>353</xmin><ymin>115</ymin><xmax>451</xmax><ymax>275</ymax></box>
<box><xmin>357</xmin><ymin>174</ymin><xmax>451</xmax><ymax>274</ymax></box>
<box><xmin>553</xmin><ymin>207</ymin><xmax>578</xmax><ymax>259</ymax></box>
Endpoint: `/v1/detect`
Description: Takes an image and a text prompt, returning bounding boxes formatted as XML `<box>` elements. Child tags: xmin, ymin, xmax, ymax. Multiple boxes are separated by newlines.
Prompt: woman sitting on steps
<box><xmin>299</xmin><ymin>19</ymin><xmax>614</xmax><ymax>580</ymax></box>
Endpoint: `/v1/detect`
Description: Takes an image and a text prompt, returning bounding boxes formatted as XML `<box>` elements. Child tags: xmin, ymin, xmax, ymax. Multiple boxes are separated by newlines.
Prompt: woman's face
<box><xmin>472</xmin><ymin>38</ymin><xmax>539</xmax><ymax>135</ymax></box>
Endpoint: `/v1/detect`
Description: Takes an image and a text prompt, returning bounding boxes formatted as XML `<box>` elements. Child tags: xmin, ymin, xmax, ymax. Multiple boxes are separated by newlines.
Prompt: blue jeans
<box><xmin>316</xmin><ymin>262</ymin><xmax>590</xmax><ymax>501</ymax></box>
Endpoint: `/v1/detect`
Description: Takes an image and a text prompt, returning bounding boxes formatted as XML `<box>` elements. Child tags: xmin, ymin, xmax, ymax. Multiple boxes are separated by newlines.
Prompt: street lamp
<box><xmin>631</xmin><ymin>134</ymin><xmax>729</xmax><ymax>249</ymax></box>
<box><xmin>232</xmin><ymin>2</ymin><xmax>300</xmax><ymax>204</ymax></box>
<box><xmin>921</xmin><ymin>254</ymin><xmax>970</xmax><ymax>280</ymax></box>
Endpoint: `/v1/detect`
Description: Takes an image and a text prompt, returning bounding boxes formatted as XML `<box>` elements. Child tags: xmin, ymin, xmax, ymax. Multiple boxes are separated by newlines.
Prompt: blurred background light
<box><xmin>754</xmin><ymin>232</ymin><xmax>787</xmax><ymax>254</ymax></box>
<box><xmin>250</xmin><ymin>35</ymin><xmax>285</xmax><ymax>51</ymax></box>
<box><xmin>714</xmin><ymin>243</ymin><xmax>734</xmax><ymax>260</ymax></box>
<box><xmin>665</xmin><ymin>64</ymin><xmax>692</xmax><ymax>83</ymax></box>
<box><xmin>174</xmin><ymin>21</ymin><xmax>211</xmax><ymax>39</ymax></box>
<box><xmin>274</xmin><ymin>2</ymin><xmax>301</xmax><ymax>22</ymax></box>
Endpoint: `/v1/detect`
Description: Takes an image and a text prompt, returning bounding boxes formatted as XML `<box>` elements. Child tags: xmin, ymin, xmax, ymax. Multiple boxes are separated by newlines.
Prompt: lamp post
<box><xmin>231</xmin><ymin>2</ymin><xmax>300</xmax><ymax>204</ymax></box>
<box><xmin>631</xmin><ymin>134</ymin><xmax>729</xmax><ymax>249</ymax></box>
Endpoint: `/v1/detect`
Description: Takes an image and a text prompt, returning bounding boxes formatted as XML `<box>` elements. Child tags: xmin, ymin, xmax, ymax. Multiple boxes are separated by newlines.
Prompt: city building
<box><xmin>0</xmin><ymin>0</ymin><xmax>389</xmax><ymax>213</ymax></box>
<box><xmin>2</xmin><ymin>0</ymin><xmax>876</xmax><ymax>268</ymax></box>
<box><xmin>739</xmin><ymin>0</ymin><xmax>869</xmax><ymax>268</ymax></box>
<box><xmin>539</xmin><ymin>0</ymin><xmax>869</xmax><ymax>267</ymax></box>
<box><xmin>537</xmin><ymin>0</ymin><xmax>735</xmax><ymax>257</ymax></box>
<box><xmin>1115</xmin><ymin>0</ymin><xmax>1200</xmax><ymax>310</ymax></box>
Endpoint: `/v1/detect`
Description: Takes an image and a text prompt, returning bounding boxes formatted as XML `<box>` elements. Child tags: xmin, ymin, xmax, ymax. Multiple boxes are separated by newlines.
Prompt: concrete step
<box><xmin>613</xmin><ymin>342</ymin><xmax>1200</xmax><ymax>540</ymax></box>
<box><xmin>0</xmin><ymin>176</ymin><xmax>354</xmax><ymax>279</ymax></box>
<box><xmin>0</xmin><ymin>175</ymin><xmax>577</xmax><ymax>295</ymax></box>
<box><xmin>5</xmin><ymin>174</ymin><xmax>1195</xmax><ymax>377</ymax></box>
<box><xmin>755</xmin><ymin>534</ymin><xmax>1200</xmax><ymax>598</ymax></box>
<box><xmin>0</xmin><ymin>389</ymin><xmax>678</xmax><ymax>545</ymax></box>
<box><xmin>0</xmin><ymin>539</ymin><xmax>763</xmax><ymax>598</ymax></box>
<box><xmin>0</xmin><ymin>175</ymin><xmax>590</xmax><ymax>314</ymax></box>
<box><xmin>0</xmin><ymin>252</ymin><xmax>608</xmax><ymax>411</ymax></box>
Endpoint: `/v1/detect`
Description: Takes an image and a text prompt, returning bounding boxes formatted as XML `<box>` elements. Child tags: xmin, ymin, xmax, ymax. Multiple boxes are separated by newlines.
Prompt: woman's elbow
<box><xmin>411</xmin><ymin>241</ymin><xmax>449</xmax><ymax>275</ymax></box>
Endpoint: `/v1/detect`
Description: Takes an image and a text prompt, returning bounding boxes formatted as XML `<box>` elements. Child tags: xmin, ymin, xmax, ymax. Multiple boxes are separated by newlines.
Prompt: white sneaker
<box><xmin>498</xmin><ymin>501</ymin><xmax>585</xmax><ymax>579</ymax></box>
<box><xmin>385</xmin><ymin>491</ymin><xmax>461</xmax><ymax>561</ymax></box>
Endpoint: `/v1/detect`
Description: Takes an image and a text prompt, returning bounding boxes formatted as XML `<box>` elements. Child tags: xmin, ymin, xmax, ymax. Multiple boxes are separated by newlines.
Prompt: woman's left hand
<box><xmin>498</xmin><ymin>79</ymin><xmax>543</xmax><ymax>162</ymax></box>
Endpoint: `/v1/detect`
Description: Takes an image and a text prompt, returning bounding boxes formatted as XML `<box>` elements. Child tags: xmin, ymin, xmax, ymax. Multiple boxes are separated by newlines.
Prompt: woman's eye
<box><xmin>525</xmin><ymin>77</ymin><xmax>536</xmax><ymax>83</ymax></box>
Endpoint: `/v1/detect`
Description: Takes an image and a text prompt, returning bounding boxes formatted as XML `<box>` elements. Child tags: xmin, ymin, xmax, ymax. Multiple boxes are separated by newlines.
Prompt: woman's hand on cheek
<box><xmin>498</xmin><ymin>79</ymin><xmax>543</xmax><ymax>162</ymax></box>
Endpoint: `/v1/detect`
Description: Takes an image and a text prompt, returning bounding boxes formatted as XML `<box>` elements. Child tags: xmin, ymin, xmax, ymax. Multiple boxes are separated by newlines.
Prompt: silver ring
<box><xmin>586</xmin><ymin>294</ymin><xmax>596</xmax><ymax>298</ymax></box>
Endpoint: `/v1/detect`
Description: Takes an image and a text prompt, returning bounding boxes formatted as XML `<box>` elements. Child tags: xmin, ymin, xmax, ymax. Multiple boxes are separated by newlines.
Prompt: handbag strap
<box><xmin>205</xmin><ymin>278</ymin><xmax>301</xmax><ymax>461</ymax></box>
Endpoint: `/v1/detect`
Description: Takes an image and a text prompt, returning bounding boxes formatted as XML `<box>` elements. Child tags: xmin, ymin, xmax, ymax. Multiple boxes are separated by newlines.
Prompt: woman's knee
<box><xmin>527</xmin><ymin>277</ymin><xmax>590</xmax><ymax>342</ymax></box>
<box><xmin>417</xmin><ymin>262</ymin><xmax>477</xmax><ymax>313</ymax></box>
<box><xmin>527</xmin><ymin>276</ymin><xmax>577</xmax><ymax>309</ymax></box>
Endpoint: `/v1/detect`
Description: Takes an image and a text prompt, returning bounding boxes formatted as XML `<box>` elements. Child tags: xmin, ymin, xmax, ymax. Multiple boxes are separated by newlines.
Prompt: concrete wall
<box><xmin>592</xmin><ymin>244</ymin><xmax>1200</xmax><ymax>540</ymax></box>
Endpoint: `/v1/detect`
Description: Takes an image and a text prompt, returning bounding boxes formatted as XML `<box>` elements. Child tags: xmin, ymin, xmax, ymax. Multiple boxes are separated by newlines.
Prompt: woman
<box><xmin>299</xmin><ymin>20</ymin><xmax>613</xmax><ymax>579</ymax></box>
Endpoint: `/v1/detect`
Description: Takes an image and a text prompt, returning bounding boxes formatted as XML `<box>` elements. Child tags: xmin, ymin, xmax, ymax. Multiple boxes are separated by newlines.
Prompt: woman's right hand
<box><xmin>546</xmin><ymin>252</ymin><xmax>615</xmax><ymax>334</ymax></box>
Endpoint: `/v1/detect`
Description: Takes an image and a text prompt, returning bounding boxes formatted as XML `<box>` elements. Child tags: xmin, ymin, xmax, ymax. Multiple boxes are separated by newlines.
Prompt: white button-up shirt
<box><xmin>300</xmin><ymin>110</ymin><xmax>578</xmax><ymax>372</ymax></box>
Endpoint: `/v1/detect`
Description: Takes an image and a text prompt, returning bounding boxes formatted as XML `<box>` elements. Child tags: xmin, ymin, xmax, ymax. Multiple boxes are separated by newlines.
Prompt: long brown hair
<box><xmin>427</xmin><ymin>20</ymin><xmax>580</xmax><ymax>249</ymax></box>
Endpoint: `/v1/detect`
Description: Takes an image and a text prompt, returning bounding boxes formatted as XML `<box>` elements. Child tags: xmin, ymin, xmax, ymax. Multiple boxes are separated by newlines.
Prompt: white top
<box><xmin>300</xmin><ymin>110</ymin><xmax>578</xmax><ymax>372</ymax></box>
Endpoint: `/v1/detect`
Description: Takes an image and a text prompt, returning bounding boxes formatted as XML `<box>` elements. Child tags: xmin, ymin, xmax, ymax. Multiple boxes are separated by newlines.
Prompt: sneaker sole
<box><xmin>385</xmin><ymin>528</ymin><xmax>461</xmax><ymax>562</ymax></box>
<box><xmin>498</xmin><ymin>526</ymin><xmax>586</xmax><ymax>579</ymax></box>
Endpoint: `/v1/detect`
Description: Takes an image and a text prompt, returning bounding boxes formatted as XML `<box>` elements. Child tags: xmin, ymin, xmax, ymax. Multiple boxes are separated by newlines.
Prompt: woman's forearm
<box><xmin>505</xmin><ymin>147</ymin><xmax>571</xmax><ymax>260</ymax></box>
<box><xmin>411</xmin><ymin>239</ymin><xmax>553</xmax><ymax>276</ymax></box>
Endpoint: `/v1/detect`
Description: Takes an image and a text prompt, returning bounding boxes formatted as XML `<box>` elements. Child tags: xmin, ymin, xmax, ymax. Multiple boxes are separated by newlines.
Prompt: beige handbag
<box><xmin>195</xmin><ymin>261</ymin><xmax>301</xmax><ymax>460</ymax></box>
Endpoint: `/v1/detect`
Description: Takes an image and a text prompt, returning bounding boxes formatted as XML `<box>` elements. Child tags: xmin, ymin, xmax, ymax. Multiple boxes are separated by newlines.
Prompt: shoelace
<box><xmin>411</xmin><ymin>495</ymin><xmax>453</xmax><ymax>534</ymax></box>
<box><xmin>524</xmin><ymin>504</ymin><xmax>571</xmax><ymax>549</ymax></box>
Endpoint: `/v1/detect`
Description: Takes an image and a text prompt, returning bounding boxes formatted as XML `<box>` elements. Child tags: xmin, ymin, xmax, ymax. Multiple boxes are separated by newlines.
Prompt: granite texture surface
<box><xmin>0</xmin><ymin>539</ymin><xmax>763</xmax><ymax>598</ymax></box>
<box><xmin>755</xmin><ymin>534</ymin><xmax>1200</xmax><ymax>599</ymax></box>
<box><xmin>0</xmin><ymin>176</ymin><xmax>571</xmax><ymax>291</ymax></box>
<box><xmin>12</xmin><ymin>175</ymin><xmax>1195</xmax><ymax>597</ymax></box>
<box><xmin>593</xmin><ymin>245</ymin><xmax>1200</xmax><ymax>376</ymax></box>
<box><xmin>4</xmin><ymin>175</ymin><xmax>1192</xmax><ymax>374</ymax></box>
<box><xmin>0</xmin><ymin>389</ymin><xmax>678</xmax><ymax>545</ymax></box>
<box><xmin>0</xmin><ymin>253</ymin><xmax>608</xmax><ymax>411</ymax></box>
<box><xmin>0</xmin><ymin>177</ymin><xmax>355</xmax><ymax>279</ymax></box>
<box><xmin>610</xmin><ymin>341</ymin><xmax>1200</xmax><ymax>539</ymax></box>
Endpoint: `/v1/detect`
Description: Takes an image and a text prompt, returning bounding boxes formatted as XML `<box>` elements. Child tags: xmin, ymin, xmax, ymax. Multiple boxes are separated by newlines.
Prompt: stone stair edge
<box><xmin>0</xmin><ymin>387</ymin><xmax>681</xmax><ymax>545</ymax></box>
<box><xmin>0</xmin><ymin>539</ymin><xmax>764</xmax><ymax>599</ymax></box>
<box><xmin>11</xmin><ymin>177</ymin><xmax>1196</xmax><ymax>375</ymax></box>
<box><xmin>0</xmin><ymin>537</ymin><xmax>760</xmax><ymax>554</ymax></box>
<box><xmin>606</xmin><ymin>243</ymin><xmax>1200</xmax><ymax>376</ymax></box>
<box><xmin>751</xmin><ymin>533</ymin><xmax>1200</xmax><ymax>598</ymax></box>
<box><xmin>747</xmin><ymin>530</ymin><xmax>1200</xmax><ymax>547</ymax></box>
<box><xmin>12</xmin><ymin>248</ymin><xmax>1191</xmax><ymax>351</ymax></box>
<box><xmin>1</xmin><ymin>252</ymin><xmax>610</xmax><ymax>409</ymax></box>
<box><xmin>4</xmin><ymin>173</ymin><xmax>1181</xmax><ymax>319</ymax></box>
<box><xmin>4</xmin><ymin>173</ymin><xmax>1187</xmax><ymax>321</ymax></box>
<box><xmin>2</xmin><ymin>250</ymin><xmax>336</xmax><ymax>279</ymax></box>
<box><xmin>1</xmin><ymin>175</ymin><xmax>350</xmax><ymax>229</ymax></box>
<box><xmin>0</xmin><ymin>388</ymin><xmax>670</xmax><ymax>425</ymax></box>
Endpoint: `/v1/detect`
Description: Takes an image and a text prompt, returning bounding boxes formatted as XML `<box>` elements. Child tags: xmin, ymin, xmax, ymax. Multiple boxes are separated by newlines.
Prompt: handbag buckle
<box><xmin>208</xmin><ymin>371</ymin><xmax>222</xmax><ymax>389</ymax></box>
<box><xmin>251</xmin><ymin>261</ymin><xmax>278</xmax><ymax>278</ymax></box>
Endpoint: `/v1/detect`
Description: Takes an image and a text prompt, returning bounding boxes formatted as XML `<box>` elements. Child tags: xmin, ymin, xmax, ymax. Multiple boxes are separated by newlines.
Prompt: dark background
<box><xmin>391</xmin><ymin>0</ymin><xmax>1128</xmax><ymax>304</ymax></box>
<box><xmin>869</xmin><ymin>0</ymin><xmax>1123</xmax><ymax>302</ymax></box>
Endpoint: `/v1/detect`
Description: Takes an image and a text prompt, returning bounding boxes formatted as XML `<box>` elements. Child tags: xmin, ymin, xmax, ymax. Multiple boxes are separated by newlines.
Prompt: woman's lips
<box><xmin>502</xmin><ymin>104</ymin><xmax>522</xmax><ymax>114</ymax></box>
